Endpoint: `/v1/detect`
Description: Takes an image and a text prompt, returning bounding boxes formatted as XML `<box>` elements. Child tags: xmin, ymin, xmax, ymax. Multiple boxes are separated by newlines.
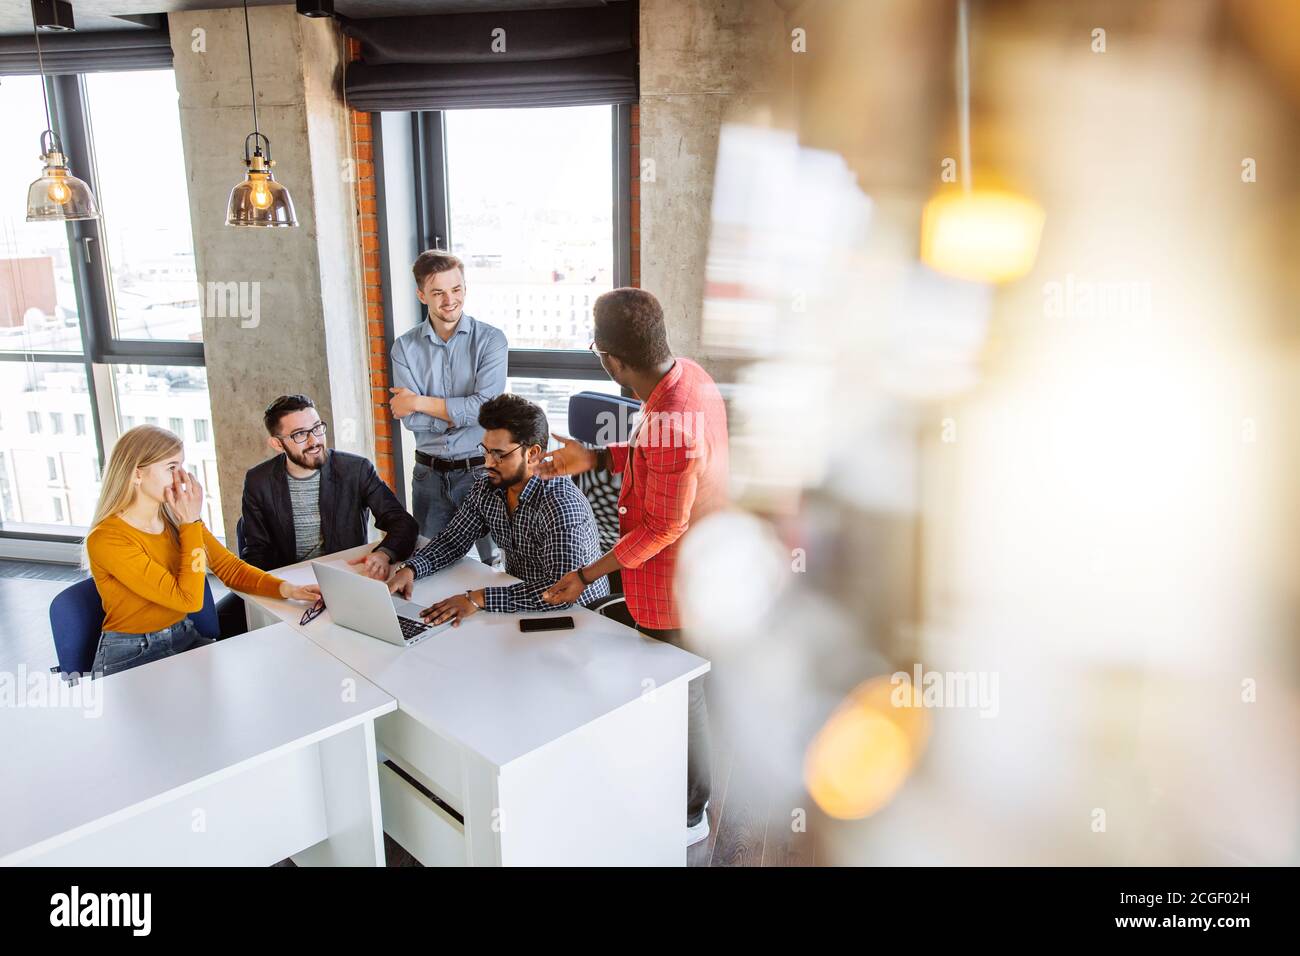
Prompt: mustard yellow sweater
<box><xmin>87</xmin><ymin>515</ymin><xmax>284</xmax><ymax>634</ymax></box>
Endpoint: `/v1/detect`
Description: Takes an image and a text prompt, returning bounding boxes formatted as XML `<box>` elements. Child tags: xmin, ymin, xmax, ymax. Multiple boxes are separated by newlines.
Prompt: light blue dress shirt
<box><xmin>390</xmin><ymin>313</ymin><xmax>509</xmax><ymax>459</ymax></box>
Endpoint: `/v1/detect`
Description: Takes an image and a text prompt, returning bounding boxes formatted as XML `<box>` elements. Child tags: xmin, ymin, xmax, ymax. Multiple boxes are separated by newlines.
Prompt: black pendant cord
<box><xmin>957</xmin><ymin>0</ymin><xmax>971</xmax><ymax>193</ymax></box>
<box><xmin>30</xmin><ymin>15</ymin><xmax>53</xmax><ymax>144</ymax></box>
<box><xmin>243</xmin><ymin>0</ymin><xmax>259</xmax><ymax>141</ymax></box>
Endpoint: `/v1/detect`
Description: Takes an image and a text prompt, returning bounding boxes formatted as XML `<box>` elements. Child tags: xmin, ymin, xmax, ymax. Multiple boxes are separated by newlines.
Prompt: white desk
<box><xmin>0</xmin><ymin>622</ymin><xmax>396</xmax><ymax>867</ymax></box>
<box><xmin>246</xmin><ymin>544</ymin><xmax>709</xmax><ymax>866</ymax></box>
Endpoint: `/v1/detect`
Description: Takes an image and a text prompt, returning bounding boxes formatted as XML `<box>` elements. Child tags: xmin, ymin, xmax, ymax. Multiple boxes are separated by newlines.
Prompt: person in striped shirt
<box><xmin>386</xmin><ymin>394</ymin><xmax>608</xmax><ymax>625</ymax></box>
<box><xmin>538</xmin><ymin>287</ymin><xmax>729</xmax><ymax>847</ymax></box>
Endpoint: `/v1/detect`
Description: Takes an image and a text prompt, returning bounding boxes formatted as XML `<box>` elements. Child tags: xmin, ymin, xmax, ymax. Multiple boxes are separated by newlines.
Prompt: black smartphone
<box><xmin>519</xmin><ymin>616</ymin><xmax>575</xmax><ymax>633</ymax></box>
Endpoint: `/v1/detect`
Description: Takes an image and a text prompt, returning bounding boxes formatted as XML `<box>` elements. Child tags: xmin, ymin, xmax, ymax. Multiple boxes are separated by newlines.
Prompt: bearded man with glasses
<box><xmin>386</xmin><ymin>393</ymin><xmax>608</xmax><ymax>626</ymax></box>
<box><xmin>237</xmin><ymin>393</ymin><xmax>418</xmax><ymax>580</ymax></box>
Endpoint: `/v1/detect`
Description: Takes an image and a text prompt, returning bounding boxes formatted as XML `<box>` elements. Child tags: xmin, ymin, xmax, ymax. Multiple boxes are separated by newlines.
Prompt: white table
<box><xmin>0</xmin><ymin>622</ymin><xmax>396</xmax><ymax>867</ymax></box>
<box><xmin>245</xmin><ymin>544</ymin><xmax>709</xmax><ymax>866</ymax></box>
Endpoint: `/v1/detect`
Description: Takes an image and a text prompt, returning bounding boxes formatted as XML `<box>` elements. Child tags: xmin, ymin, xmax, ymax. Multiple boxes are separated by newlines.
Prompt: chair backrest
<box><xmin>587</xmin><ymin>592</ymin><xmax>636</xmax><ymax>629</ymax></box>
<box><xmin>235</xmin><ymin>515</ymin><xmax>246</xmax><ymax>557</ymax></box>
<box><xmin>49</xmin><ymin>578</ymin><xmax>105</xmax><ymax>676</ymax></box>
<box><xmin>50</xmin><ymin>577</ymin><xmax>219</xmax><ymax>676</ymax></box>
<box><xmin>567</xmin><ymin>391</ymin><xmax>641</xmax><ymax>550</ymax></box>
<box><xmin>189</xmin><ymin>579</ymin><xmax>221</xmax><ymax>641</ymax></box>
<box><xmin>567</xmin><ymin>390</ymin><xmax>640</xmax><ymax>446</ymax></box>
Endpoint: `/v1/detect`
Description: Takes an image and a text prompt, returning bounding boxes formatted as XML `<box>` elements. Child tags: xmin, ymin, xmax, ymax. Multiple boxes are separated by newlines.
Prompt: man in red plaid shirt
<box><xmin>540</xmin><ymin>288</ymin><xmax>728</xmax><ymax>847</ymax></box>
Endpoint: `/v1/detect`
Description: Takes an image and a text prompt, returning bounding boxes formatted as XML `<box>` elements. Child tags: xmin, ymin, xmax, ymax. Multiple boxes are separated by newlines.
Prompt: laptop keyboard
<box><xmin>398</xmin><ymin>616</ymin><xmax>431</xmax><ymax>641</ymax></box>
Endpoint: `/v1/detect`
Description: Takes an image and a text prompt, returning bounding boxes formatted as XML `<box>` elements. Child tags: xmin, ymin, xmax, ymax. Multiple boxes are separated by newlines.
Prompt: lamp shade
<box><xmin>26</xmin><ymin>144</ymin><xmax>99</xmax><ymax>222</ymax></box>
<box><xmin>226</xmin><ymin>133</ymin><xmax>297</xmax><ymax>227</ymax></box>
<box><xmin>226</xmin><ymin>170</ymin><xmax>297</xmax><ymax>227</ymax></box>
<box><xmin>920</xmin><ymin>189</ymin><xmax>1044</xmax><ymax>284</ymax></box>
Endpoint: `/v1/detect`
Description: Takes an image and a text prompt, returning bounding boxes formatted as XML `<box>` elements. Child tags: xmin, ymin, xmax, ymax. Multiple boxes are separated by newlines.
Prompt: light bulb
<box><xmin>920</xmin><ymin>189</ymin><xmax>1045</xmax><ymax>284</ymax></box>
<box><xmin>250</xmin><ymin>181</ymin><xmax>273</xmax><ymax>210</ymax></box>
<box><xmin>46</xmin><ymin>177</ymin><xmax>71</xmax><ymax>205</ymax></box>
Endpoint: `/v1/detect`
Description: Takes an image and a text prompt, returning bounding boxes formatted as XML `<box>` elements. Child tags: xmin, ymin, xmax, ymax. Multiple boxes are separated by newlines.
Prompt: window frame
<box><xmin>0</xmin><ymin>71</ymin><xmax>208</xmax><ymax>549</ymax></box>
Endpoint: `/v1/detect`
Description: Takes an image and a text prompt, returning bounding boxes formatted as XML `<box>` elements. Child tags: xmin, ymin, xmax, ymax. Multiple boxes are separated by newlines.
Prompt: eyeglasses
<box><xmin>279</xmin><ymin>421</ymin><xmax>328</xmax><ymax>445</ymax></box>
<box><xmin>478</xmin><ymin>441</ymin><xmax>525</xmax><ymax>463</ymax></box>
<box><xmin>299</xmin><ymin>596</ymin><xmax>326</xmax><ymax>626</ymax></box>
<box><xmin>588</xmin><ymin>341</ymin><xmax>612</xmax><ymax>357</ymax></box>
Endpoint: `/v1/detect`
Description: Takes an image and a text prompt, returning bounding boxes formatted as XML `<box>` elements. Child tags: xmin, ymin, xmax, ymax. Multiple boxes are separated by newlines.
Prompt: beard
<box><xmin>486</xmin><ymin>459</ymin><xmax>526</xmax><ymax>488</ymax></box>
<box><xmin>286</xmin><ymin>443</ymin><xmax>325</xmax><ymax>471</ymax></box>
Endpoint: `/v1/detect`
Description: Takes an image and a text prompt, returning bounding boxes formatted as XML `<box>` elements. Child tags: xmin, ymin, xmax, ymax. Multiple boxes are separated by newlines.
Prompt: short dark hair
<box><xmin>478</xmin><ymin>394</ymin><xmax>548</xmax><ymax>451</ymax></box>
<box><xmin>412</xmin><ymin>249</ymin><xmax>465</xmax><ymax>289</ymax></box>
<box><xmin>264</xmin><ymin>394</ymin><xmax>316</xmax><ymax>435</ymax></box>
<box><xmin>593</xmin><ymin>288</ymin><xmax>672</xmax><ymax>370</ymax></box>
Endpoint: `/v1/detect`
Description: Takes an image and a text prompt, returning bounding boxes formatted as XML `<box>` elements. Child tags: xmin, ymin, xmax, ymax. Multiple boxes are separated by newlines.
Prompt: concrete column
<box><xmin>637</xmin><ymin>0</ymin><xmax>785</xmax><ymax>372</ymax></box>
<box><xmin>169</xmin><ymin>5</ymin><xmax>368</xmax><ymax>542</ymax></box>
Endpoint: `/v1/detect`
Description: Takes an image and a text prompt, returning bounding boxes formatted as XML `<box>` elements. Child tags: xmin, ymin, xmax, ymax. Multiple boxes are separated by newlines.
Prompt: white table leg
<box><xmin>292</xmin><ymin>720</ymin><xmax>386</xmax><ymax>867</ymax></box>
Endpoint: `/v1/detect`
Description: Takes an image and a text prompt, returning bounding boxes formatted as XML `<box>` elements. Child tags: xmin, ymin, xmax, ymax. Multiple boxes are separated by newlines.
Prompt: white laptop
<box><xmin>311</xmin><ymin>561</ymin><xmax>450</xmax><ymax>647</ymax></box>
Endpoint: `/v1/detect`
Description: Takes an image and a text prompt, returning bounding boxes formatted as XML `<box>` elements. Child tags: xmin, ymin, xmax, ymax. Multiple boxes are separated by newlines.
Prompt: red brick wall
<box><xmin>348</xmin><ymin>38</ymin><xmax>396</xmax><ymax>488</ymax></box>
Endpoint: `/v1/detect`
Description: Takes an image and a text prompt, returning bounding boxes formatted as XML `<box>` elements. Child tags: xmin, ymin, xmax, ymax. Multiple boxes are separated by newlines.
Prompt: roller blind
<box><xmin>342</xmin><ymin>2</ymin><xmax>637</xmax><ymax>111</ymax></box>
<box><xmin>0</xmin><ymin>27</ymin><xmax>173</xmax><ymax>75</ymax></box>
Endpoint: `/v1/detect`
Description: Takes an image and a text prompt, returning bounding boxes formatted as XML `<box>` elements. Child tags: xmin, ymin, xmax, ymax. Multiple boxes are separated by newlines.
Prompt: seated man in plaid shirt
<box><xmin>386</xmin><ymin>393</ymin><xmax>609</xmax><ymax>626</ymax></box>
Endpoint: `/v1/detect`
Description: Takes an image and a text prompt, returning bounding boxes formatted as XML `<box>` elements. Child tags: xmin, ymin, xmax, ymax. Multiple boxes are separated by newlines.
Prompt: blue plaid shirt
<box><xmin>405</xmin><ymin>474</ymin><xmax>610</xmax><ymax>612</ymax></box>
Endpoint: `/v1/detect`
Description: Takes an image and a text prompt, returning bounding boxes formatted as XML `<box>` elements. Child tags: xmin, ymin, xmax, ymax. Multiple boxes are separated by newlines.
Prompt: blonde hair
<box><xmin>85</xmin><ymin>425</ymin><xmax>186</xmax><ymax>561</ymax></box>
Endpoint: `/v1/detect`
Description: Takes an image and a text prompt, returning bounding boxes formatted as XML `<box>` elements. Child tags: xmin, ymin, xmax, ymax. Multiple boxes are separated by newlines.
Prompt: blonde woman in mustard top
<box><xmin>83</xmin><ymin>425</ymin><xmax>320</xmax><ymax>677</ymax></box>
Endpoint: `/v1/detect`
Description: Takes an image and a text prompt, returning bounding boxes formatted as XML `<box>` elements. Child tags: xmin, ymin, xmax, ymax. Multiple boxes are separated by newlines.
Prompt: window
<box><xmin>442</xmin><ymin>107</ymin><xmax>614</xmax><ymax>351</ymax></box>
<box><xmin>169</xmin><ymin>416</ymin><xmax>184</xmax><ymax>437</ymax></box>
<box><xmin>83</xmin><ymin>72</ymin><xmax>202</xmax><ymax>343</ymax></box>
<box><xmin>392</xmin><ymin>105</ymin><xmax>629</xmax><ymax>508</ymax></box>
<box><xmin>506</xmin><ymin>377</ymin><xmax>623</xmax><ymax>446</ymax></box>
<box><xmin>194</xmin><ymin>418</ymin><xmax>210</xmax><ymax>443</ymax></box>
<box><xmin>0</xmin><ymin>451</ymin><xmax>12</xmax><ymax>520</ymax></box>
<box><xmin>0</xmin><ymin>363</ymin><xmax>101</xmax><ymax>534</ymax></box>
<box><xmin>0</xmin><ymin>70</ymin><xmax>221</xmax><ymax>545</ymax></box>
<box><xmin>0</xmin><ymin>76</ymin><xmax>85</xmax><ymax>354</ymax></box>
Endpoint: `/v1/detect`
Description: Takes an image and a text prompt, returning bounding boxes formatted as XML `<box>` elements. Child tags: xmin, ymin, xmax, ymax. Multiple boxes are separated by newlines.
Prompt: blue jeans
<box><xmin>92</xmin><ymin>617</ymin><xmax>214</xmax><ymax>678</ymax></box>
<box><xmin>411</xmin><ymin>461</ymin><xmax>496</xmax><ymax>562</ymax></box>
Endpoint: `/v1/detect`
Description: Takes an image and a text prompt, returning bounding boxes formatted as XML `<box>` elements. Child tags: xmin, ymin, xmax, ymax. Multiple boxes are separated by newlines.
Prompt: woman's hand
<box><xmin>164</xmin><ymin>468</ymin><xmax>204</xmax><ymax>525</ymax></box>
<box><xmin>280</xmin><ymin>582</ymin><xmax>322</xmax><ymax>603</ymax></box>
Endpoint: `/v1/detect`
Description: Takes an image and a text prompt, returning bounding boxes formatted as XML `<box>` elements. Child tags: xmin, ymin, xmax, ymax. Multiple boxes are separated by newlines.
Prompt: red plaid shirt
<box><xmin>608</xmin><ymin>358</ymin><xmax>729</xmax><ymax>630</ymax></box>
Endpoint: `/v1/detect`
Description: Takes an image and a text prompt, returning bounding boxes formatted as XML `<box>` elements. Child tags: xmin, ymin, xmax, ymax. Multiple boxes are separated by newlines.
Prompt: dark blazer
<box><xmin>239</xmin><ymin>449</ymin><xmax>418</xmax><ymax>571</ymax></box>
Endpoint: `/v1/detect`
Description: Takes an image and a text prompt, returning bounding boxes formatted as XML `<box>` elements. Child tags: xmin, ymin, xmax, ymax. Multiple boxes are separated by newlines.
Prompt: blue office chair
<box><xmin>568</xmin><ymin>390</ymin><xmax>641</xmax><ymax>446</ymax></box>
<box><xmin>49</xmin><ymin>577</ymin><xmax>220</xmax><ymax>680</ymax></box>
<box><xmin>566</xmin><ymin>390</ymin><xmax>641</xmax><ymax>600</ymax></box>
<box><xmin>566</xmin><ymin>391</ymin><xmax>640</xmax><ymax>555</ymax></box>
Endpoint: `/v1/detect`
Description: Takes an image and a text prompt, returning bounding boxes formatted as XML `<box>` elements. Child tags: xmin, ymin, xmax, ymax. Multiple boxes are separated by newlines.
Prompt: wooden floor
<box><xmin>688</xmin><ymin>728</ymin><xmax>816</xmax><ymax>867</ymax></box>
<box><xmin>2</xmin><ymin>559</ymin><xmax>814</xmax><ymax>867</ymax></box>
